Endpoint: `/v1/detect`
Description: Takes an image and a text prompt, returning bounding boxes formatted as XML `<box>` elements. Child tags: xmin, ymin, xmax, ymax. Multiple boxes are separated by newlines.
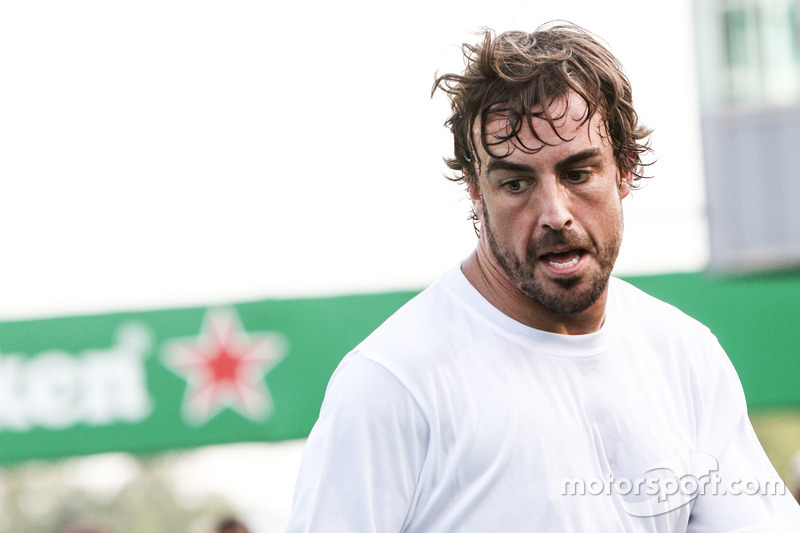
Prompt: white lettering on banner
<box><xmin>0</xmin><ymin>356</ymin><xmax>27</xmax><ymax>430</ymax></box>
<box><xmin>0</xmin><ymin>323</ymin><xmax>153</xmax><ymax>432</ymax></box>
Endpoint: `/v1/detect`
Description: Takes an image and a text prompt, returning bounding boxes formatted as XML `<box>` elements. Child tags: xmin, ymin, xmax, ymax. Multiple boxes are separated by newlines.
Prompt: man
<box><xmin>286</xmin><ymin>23</ymin><xmax>800</xmax><ymax>531</ymax></box>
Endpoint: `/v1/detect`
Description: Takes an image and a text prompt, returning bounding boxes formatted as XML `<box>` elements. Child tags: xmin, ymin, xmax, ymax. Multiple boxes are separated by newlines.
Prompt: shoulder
<box><xmin>610</xmin><ymin>276</ymin><xmax>715</xmax><ymax>340</ymax></box>
<box><xmin>609</xmin><ymin>276</ymin><xmax>734</xmax><ymax>382</ymax></box>
<box><xmin>356</xmin><ymin>269</ymin><xmax>477</xmax><ymax>370</ymax></box>
<box><xmin>609</xmin><ymin>276</ymin><xmax>745</xmax><ymax>400</ymax></box>
<box><xmin>320</xmin><ymin>350</ymin><xmax>427</xmax><ymax>427</ymax></box>
<box><xmin>609</xmin><ymin>278</ymin><xmax>750</xmax><ymax>447</ymax></box>
<box><xmin>330</xmin><ymin>267</ymin><xmax>492</xmax><ymax>412</ymax></box>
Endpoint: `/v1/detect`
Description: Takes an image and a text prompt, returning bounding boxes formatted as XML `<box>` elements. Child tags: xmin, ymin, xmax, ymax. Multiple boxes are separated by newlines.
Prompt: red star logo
<box><xmin>162</xmin><ymin>308</ymin><xmax>287</xmax><ymax>425</ymax></box>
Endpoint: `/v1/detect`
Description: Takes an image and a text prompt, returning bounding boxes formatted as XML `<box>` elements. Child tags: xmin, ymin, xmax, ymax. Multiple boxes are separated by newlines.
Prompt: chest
<box><xmin>422</xmin><ymin>341</ymin><xmax>698</xmax><ymax>502</ymax></box>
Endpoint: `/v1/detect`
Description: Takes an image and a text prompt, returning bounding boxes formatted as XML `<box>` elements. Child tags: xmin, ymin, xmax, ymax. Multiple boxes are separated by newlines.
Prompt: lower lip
<box><xmin>538</xmin><ymin>253</ymin><xmax>587</xmax><ymax>277</ymax></box>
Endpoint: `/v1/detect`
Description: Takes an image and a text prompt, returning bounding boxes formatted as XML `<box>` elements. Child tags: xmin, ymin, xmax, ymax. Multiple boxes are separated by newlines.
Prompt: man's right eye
<box><xmin>504</xmin><ymin>179</ymin><xmax>529</xmax><ymax>193</ymax></box>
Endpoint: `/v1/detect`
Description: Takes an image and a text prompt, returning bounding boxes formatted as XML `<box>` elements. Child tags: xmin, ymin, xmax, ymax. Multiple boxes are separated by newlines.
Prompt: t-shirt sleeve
<box><xmin>285</xmin><ymin>351</ymin><xmax>429</xmax><ymax>533</ymax></box>
<box><xmin>688</xmin><ymin>341</ymin><xmax>800</xmax><ymax>532</ymax></box>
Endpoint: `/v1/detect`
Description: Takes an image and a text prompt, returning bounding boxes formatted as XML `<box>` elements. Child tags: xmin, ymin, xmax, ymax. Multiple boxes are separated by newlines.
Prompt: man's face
<box><xmin>470</xmin><ymin>92</ymin><xmax>631</xmax><ymax>316</ymax></box>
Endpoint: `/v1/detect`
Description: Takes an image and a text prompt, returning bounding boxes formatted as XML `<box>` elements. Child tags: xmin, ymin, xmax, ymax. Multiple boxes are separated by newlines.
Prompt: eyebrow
<box><xmin>484</xmin><ymin>147</ymin><xmax>605</xmax><ymax>176</ymax></box>
<box><xmin>485</xmin><ymin>159</ymin><xmax>535</xmax><ymax>175</ymax></box>
<box><xmin>554</xmin><ymin>148</ymin><xmax>604</xmax><ymax>172</ymax></box>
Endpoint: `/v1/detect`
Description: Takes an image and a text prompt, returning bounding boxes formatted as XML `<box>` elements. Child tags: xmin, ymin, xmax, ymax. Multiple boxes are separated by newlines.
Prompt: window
<box><xmin>719</xmin><ymin>0</ymin><xmax>800</xmax><ymax>105</ymax></box>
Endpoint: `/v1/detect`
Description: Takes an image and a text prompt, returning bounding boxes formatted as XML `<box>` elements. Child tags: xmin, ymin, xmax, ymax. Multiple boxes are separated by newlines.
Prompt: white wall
<box><xmin>0</xmin><ymin>0</ymin><xmax>706</xmax><ymax>322</ymax></box>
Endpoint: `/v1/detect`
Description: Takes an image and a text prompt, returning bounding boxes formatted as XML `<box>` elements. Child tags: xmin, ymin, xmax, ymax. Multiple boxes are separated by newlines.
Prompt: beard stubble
<box><xmin>482</xmin><ymin>198</ymin><xmax>623</xmax><ymax>316</ymax></box>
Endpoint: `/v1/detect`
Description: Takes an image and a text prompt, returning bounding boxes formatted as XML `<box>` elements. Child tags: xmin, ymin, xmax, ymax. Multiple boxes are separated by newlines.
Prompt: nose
<box><xmin>536</xmin><ymin>177</ymin><xmax>572</xmax><ymax>231</ymax></box>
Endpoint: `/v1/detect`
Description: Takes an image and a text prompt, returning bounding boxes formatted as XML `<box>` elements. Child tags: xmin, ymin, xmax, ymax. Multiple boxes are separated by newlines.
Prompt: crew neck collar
<box><xmin>439</xmin><ymin>264</ymin><xmax>620</xmax><ymax>358</ymax></box>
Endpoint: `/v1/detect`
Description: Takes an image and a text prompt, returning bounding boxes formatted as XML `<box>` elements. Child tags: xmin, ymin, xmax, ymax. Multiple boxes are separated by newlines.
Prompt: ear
<box><xmin>467</xmin><ymin>176</ymin><xmax>484</xmax><ymax>219</ymax></box>
<box><xmin>618</xmin><ymin>169</ymin><xmax>633</xmax><ymax>200</ymax></box>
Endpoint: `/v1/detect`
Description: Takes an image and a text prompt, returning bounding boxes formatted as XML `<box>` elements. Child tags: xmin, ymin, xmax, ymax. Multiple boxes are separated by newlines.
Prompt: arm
<box><xmin>688</xmin><ymin>342</ymin><xmax>800</xmax><ymax>532</ymax></box>
<box><xmin>286</xmin><ymin>352</ymin><xmax>429</xmax><ymax>533</ymax></box>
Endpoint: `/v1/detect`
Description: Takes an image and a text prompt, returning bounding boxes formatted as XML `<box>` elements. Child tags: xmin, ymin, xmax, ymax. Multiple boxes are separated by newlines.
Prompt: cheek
<box><xmin>587</xmin><ymin>198</ymin><xmax>624</xmax><ymax>235</ymax></box>
<box><xmin>486</xmin><ymin>203</ymin><xmax>537</xmax><ymax>248</ymax></box>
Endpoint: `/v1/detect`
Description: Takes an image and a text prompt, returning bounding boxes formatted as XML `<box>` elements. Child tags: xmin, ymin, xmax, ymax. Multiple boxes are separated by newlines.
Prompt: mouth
<box><xmin>538</xmin><ymin>249</ymin><xmax>587</xmax><ymax>276</ymax></box>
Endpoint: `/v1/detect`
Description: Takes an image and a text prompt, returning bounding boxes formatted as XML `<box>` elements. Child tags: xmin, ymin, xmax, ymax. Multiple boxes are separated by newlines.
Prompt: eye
<box><xmin>503</xmin><ymin>179</ymin><xmax>530</xmax><ymax>193</ymax></box>
<box><xmin>564</xmin><ymin>170</ymin><xmax>591</xmax><ymax>184</ymax></box>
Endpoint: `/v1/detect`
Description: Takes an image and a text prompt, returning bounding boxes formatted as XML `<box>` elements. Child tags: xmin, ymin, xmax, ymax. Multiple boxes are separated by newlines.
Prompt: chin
<box><xmin>520</xmin><ymin>271</ymin><xmax>610</xmax><ymax>316</ymax></box>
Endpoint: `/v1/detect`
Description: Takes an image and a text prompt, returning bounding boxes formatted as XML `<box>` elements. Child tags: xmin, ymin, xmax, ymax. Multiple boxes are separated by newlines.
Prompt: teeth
<box><xmin>548</xmin><ymin>256</ymin><xmax>579</xmax><ymax>269</ymax></box>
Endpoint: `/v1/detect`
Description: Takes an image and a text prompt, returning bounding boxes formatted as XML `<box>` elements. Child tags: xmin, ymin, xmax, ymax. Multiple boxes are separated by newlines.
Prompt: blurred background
<box><xmin>0</xmin><ymin>0</ymin><xmax>798</xmax><ymax>531</ymax></box>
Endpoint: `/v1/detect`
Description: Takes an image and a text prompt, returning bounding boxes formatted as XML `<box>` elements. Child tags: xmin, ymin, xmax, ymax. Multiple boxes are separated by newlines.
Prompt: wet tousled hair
<box><xmin>432</xmin><ymin>22</ymin><xmax>653</xmax><ymax>190</ymax></box>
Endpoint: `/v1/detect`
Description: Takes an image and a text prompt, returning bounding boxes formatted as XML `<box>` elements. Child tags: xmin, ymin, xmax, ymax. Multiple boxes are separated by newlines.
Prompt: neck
<box><xmin>461</xmin><ymin>248</ymin><xmax>608</xmax><ymax>335</ymax></box>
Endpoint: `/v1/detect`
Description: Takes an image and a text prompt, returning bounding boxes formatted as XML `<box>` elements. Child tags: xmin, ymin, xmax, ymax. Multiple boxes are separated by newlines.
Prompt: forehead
<box><xmin>475</xmin><ymin>93</ymin><xmax>609</xmax><ymax>164</ymax></box>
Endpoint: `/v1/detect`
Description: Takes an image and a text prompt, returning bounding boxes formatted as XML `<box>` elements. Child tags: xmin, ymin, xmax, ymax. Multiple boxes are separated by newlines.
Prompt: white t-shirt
<box><xmin>287</xmin><ymin>267</ymin><xmax>800</xmax><ymax>532</ymax></box>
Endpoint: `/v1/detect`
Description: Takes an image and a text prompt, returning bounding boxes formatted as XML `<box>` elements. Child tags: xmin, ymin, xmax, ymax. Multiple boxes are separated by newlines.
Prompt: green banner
<box><xmin>0</xmin><ymin>270</ymin><xmax>797</xmax><ymax>464</ymax></box>
<box><xmin>0</xmin><ymin>292</ymin><xmax>416</xmax><ymax>464</ymax></box>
